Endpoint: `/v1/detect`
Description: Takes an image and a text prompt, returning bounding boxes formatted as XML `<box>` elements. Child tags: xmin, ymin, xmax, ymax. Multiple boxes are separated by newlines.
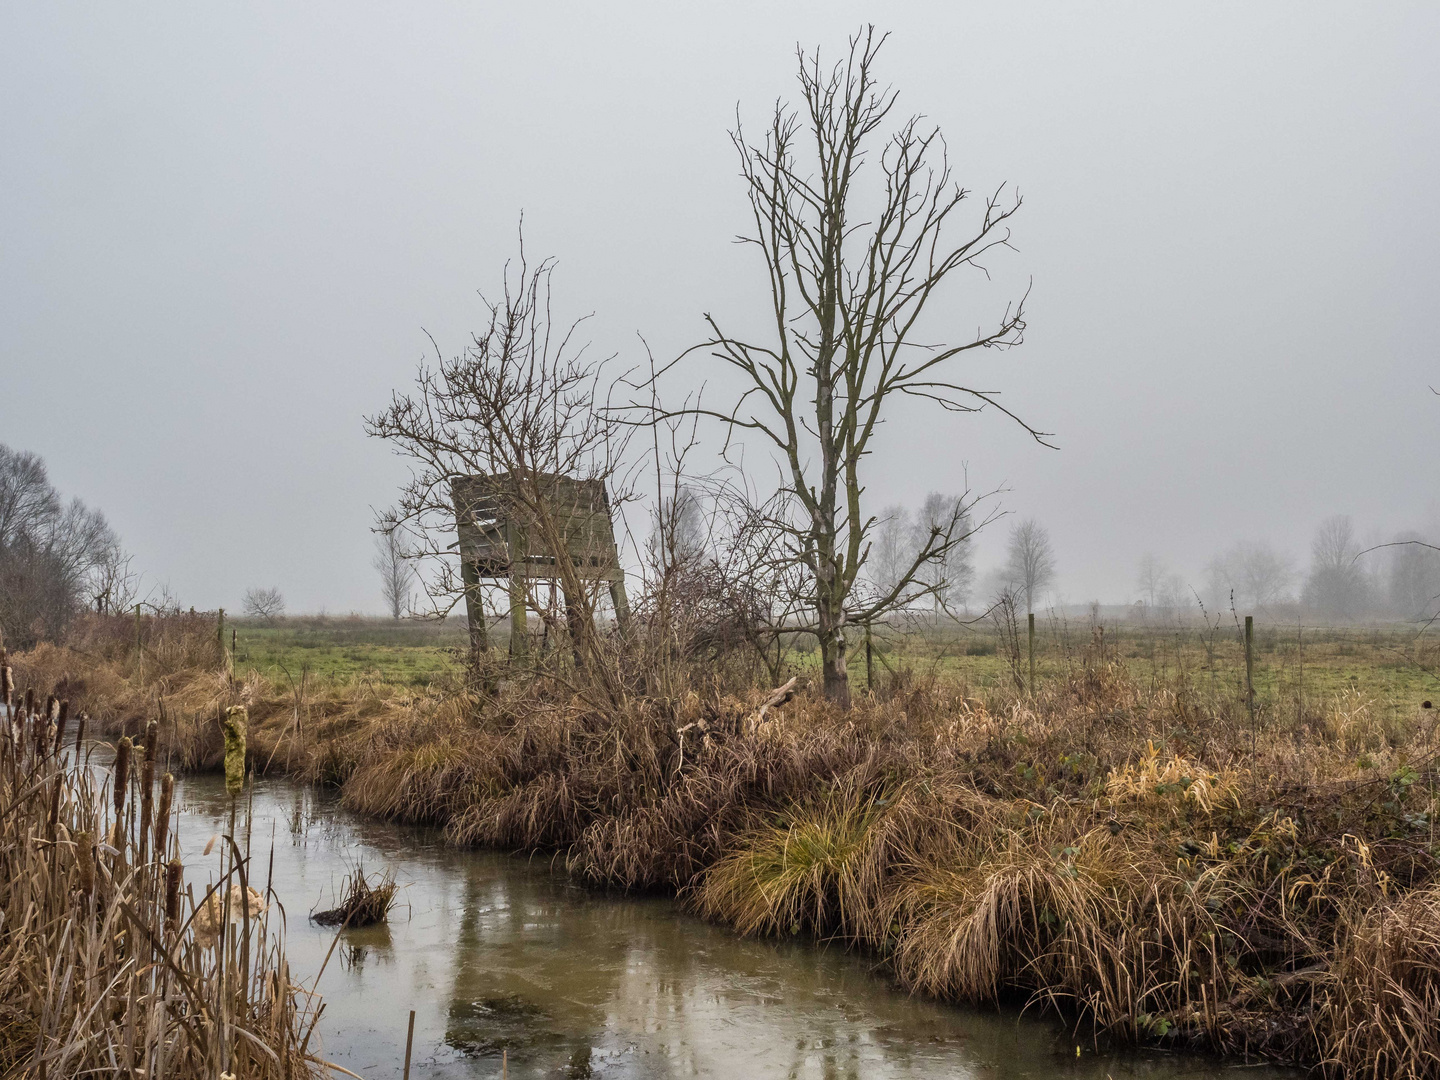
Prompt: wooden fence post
<box><xmin>1028</xmin><ymin>612</ymin><xmax>1036</xmax><ymax>694</ymax></box>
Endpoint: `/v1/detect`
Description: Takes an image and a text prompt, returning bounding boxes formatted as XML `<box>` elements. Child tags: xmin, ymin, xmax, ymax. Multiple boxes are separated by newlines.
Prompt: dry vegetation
<box><xmin>11</xmin><ymin>610</ymin><xmax>1440</xmax><ymax>1078</ymax></box>
<box><xmin>0</xmin><ymin>643</ymin><xmax>329</xmax><ymax>1079</ymax></box>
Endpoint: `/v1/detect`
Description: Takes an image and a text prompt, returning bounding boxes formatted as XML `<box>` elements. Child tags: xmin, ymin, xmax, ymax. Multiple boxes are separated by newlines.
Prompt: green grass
<box><xmin>232</xmin><ymin>617</ymin><xmax>469</xmax><ymax>686</ymax></box>
<box><xmin>230</xmin><ymin>614</ymin><xmax>1439</xmax><ymax>716</ymax></box>
<box><xmin>791</xmin><ymin>618</ymin><xmax>1439</xmax><ymax>720</ymax></box>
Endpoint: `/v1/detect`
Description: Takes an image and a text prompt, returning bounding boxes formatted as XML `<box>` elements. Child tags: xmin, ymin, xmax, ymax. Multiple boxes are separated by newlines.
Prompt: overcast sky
<box><xmin>3</xmin><ymin>3</ymin><xmax>1436</xmax><ymax>613</ymax></box>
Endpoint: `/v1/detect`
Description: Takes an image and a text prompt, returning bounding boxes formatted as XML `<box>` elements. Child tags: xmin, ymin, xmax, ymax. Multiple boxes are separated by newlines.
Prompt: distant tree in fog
<box><xmin>1206</xmin><ymin>539</ymin><xmax>1295</xmax><ymax>610</ymax></box>
<box><xmin>912</xmin><ymin>493</ymin><xmax>975</xmax><ymax>619</ymax></box>
<box><xmin>1385</xmin><ymin>531</ymin><xmax>1440</xmax><ymax>620</ymax></box>
<box><xmin>870</xmin><ymin>505</ymin><xmax>914</xmax><ymax>596</ymax></box>
<box><xmin>1004</xmin><ymin>519</ymin><xmax>1055</xmax><ymax>613</ymax></box>
<box><xmin>1303</xmin><ymin>515</ymin><xmax>1372</xmax><ymax>618</ymax></box>
<box><xmin>242</xmin><ymin>586</ymin><xmax>285</xmax><ymax>623</ymax></box>
<box><xmin>1136</xmin><ymin>553</ymin><xmax>1165</xmax><ymax>608</ymax></box>
<box><xmin>373</xmin><ymin>529</ymin><xmax>415</xmax><ymax>619</ymax></box>
<box><xmin>649</xmin><ymin>485</ymin><xmax>707</xmax><ymax>574</ymax></box>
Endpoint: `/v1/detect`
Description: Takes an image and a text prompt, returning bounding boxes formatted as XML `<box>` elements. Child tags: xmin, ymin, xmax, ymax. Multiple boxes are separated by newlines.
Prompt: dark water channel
<box><xmin>170</xmin><ymin>772</ymin><xmax>1296</xmax><ymax>1080</ymax></box>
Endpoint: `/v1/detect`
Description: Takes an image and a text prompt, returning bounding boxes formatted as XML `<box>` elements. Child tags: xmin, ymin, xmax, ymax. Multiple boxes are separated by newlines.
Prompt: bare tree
<box><xmin>0</xmin><ymin>443</ymin><xmax>124</xmax><ymax>645</ymax></box>
<box><xmin>372</xmin><ymin>529</ymin><xmax>415</xmax><ymax>620</ymax></box>
<box><xmin>1136</xmin><ymin>553</ymin><xmax>1165</xmax><ymax>609</ymax></box>
<box><xmin>653</xmin><ymin>29</ymin><xmax>1044</xmax><ymax>705</ymax></box>
<box><xmin>912</xmin><ymin>492</ymin><xmax>974</xmax><ymax>620</ymax></box>
<box><xmin>242</xmin><ymin>587</ymin><xmax>285</xmax><ymax>623</ymax></box>
<box><xmin>869</xmin><ymin>504</ymin><xmax>914</xmax><ymax>598</ymax></box>
<box><xmin>1386</xmin><ymin>530</ymin><xmax>1440</xmax><ymax>620</ymax></box>
<box><xmin>1004</xmin><ymin>519</ymin><xmax>1056</xmax><ymax>614</ymax></box>
<box><xmin>366</xmin><ymin>231</ymin><xmax>632</xmax><ymax>702</ymax></box>
<box><xmin>1205</xmin><ymin>539</ymin><xmax>1295</xmax><ymax>611</ymax></box>
<box><xmin>1303</xmin><ymin>515</ymin><xmax>1372</xmax><ymax>619</ymax></box>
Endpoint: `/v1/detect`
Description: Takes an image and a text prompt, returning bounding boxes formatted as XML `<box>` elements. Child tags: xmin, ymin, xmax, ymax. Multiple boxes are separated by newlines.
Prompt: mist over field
<box><xmin>2</xmin><ymin>3</ymin><xmax>1437</xmax><ymax>613</ymax></box>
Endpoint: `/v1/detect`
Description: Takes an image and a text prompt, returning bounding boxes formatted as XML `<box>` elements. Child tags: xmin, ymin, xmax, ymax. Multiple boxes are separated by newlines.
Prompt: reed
<box><xmin>0</xmin><ymin>687</ymin><xmax>326</xmax><ymax>1078</ymax></box>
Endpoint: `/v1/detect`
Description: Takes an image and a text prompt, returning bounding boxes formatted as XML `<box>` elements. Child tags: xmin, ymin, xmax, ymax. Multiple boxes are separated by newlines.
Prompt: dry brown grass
<box><xmin>312</xmin><ymin>869</ymin><xmax>397</xmax><ymax>929</ymax></box>
<box><xmin>0</xmin><ymin>676</ymin><xmax>326</xmax><ymax>1078</ymax></box>
<box><xmin>13</xmin><ymin>614</ymin><xmax>1440</xmax><ymax>1075</ymax></box>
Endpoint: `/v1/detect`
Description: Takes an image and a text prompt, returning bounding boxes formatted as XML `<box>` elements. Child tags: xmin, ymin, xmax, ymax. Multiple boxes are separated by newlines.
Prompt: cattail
<box><xmin>154</xmin><ymin>772</ymin><xmax>175</xmax><ymax>858</ymax></box>
<box><xmin>223</xmin><ymin>706</ymin><xmax>247</xmax><ymax>799</ymax></box>
<box><xmin>75</xmin><ymin>830</ymin><xmax>95</xmax><ymax>894</ymax></box>
<box><xmin>54</xmin><ymin>700</ymin><xmax>69</xmax><ymax>756</ymax></box>
<box><xmin>1</xmin><ymin>659</ymin><xmax>11</xmax><ymax>709</ymax></box>
<box><xmin>139</xmin><ymin>721</ymin><xmax>157</xmax><ymax>860</ymax></box>
<box><xmin>114</xmin><ymin>736</ymin><xmax>132</xmax><ymax>820</ymax></box>
<box><xmin>165</xmin><ymin>858</ymin><xmax>183</xmax><ymax>931</ymax></box>
<box><xmin>48</xmin><ymin>772</ymin><xmax>63</xmax><ymax>831</ymax></box>
<box><xmin>47</xmin><ymin>771</ymin><xmax>63</xmax><ymax>835</ymax></box>
<box><xmin>24</xmin><ymin>687</ymin><xmax>34</xmax><ymax>716</ymax></box>
<box><xmin>74</xmin><ymin>711</ymin><xmax>87</xmax><ymax>755</ymax></box>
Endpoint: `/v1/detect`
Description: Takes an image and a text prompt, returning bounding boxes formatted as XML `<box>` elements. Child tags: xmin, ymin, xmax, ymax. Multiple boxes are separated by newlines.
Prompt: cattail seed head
<box><xmin>54</xmin><ymin>701</ymin><xmax>69</xmax><ymax>755</ymax></box>
<box><xmin>74</xmin><ymin>712</ymin><xmax>87</xmax><ymax>754</ymax></box>
<box><xmin>46</xmin><ymin>694</ymin><xmax>58</xmax><ymax>722</ymax></box>
<box><xmin>1</xmin><ymin>662</ymin><xmax>12</xmax><ymax>706</ymax></box>
<box><xmin>113</xmin><ymin>736</ymin><xmax>132</xmax><ymax>818</ymax></box>
<box><xmin>165</xmin><ymin>858</ymin><xmax>183</xmax><ymax>930</ymax></box>
<box><xmin>223</xmin><ymin>706</ymin><xmax>247</xmax><ymax>799</ymax></box>
<box><xmin>154</xmin><ymin>772</ymin><xmax>175</xmax><ymax>858</ymax></box>
<box><xmin>48</xmin><ymin>772</ymin><xmax>62</xmax><ymax>830</ymax></box>
<box><xmin>75</xmin><ymin>830</ymin><xmax>95</xmax><ymax>894</ymax></box>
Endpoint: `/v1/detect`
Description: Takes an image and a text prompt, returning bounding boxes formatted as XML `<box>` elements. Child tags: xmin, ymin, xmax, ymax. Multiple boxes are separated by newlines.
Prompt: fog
<box><xmin>3</xmin><ymin>3</ymin><xmax>1436</xmax><ymax>613</ymax></box>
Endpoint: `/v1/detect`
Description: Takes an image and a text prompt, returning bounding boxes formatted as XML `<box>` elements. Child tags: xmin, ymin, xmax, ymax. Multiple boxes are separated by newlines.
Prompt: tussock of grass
<box><xmin>312</xmin><ymin>868</ymin><xmax>397</xmax><ymax>928</ymax></box>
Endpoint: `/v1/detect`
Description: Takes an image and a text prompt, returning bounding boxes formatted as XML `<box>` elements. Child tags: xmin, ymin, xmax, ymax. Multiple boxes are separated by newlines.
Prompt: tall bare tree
<box><xmin>242</xmin><ymin>587</ymin><xmax>285</xmax><ymax>623</ymax></box>
<box><xmin>1004</xmin><ymin>518</ymin><xmax>1056</xmax><ymax>614</ymax></box>
<box><xmin>658</xmin><ymin>28</ymin><xmax>1045</xmax><ymax>704</ymax></box>
<box><xmin>373</xmin><ymin>529</ymin><xmax>415</xmax><ymax>619</ymax></box>
<box><xmin>1303</xmin><ymin>515</ymin><xmax>1372</xmax><ymax>618</ymax></box>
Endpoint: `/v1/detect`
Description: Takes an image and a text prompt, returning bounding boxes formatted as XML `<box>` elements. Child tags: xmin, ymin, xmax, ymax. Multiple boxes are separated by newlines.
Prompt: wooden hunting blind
<box><xmin>451</xmin><ymin>472</ymin><xmax>629</xmax><ymax>657</ymax></box>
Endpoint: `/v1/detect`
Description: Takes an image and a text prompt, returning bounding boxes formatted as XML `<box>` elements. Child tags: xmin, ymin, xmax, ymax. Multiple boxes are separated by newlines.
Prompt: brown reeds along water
<box><xmin>171</xmin><ymin>772</ymin><xmax>1298</xmax><ymax>1080</ymax></box>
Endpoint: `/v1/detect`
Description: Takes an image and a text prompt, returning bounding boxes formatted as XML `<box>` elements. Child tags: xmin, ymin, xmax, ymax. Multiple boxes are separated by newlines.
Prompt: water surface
<box><xmin>170</xmin><ymin>773</ymin><xmax>1296</xmax><ymax>1080</ymax></box>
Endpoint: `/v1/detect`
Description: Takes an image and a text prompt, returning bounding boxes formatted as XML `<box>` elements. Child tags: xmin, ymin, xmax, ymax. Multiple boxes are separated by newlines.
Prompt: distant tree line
<box><xmin>0</xmin><ymin>442</ymin><xmax>131</xmax><ymax>648</ymax></box>
<box><xmin>1135</xmin><ymin>513</ymin><xmax>1440</xmax><ymax>622</ymax></box>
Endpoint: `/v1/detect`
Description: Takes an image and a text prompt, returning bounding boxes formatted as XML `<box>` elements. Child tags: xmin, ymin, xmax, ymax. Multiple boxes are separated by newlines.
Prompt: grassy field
<box><xmin>232</xmin><ymin>616</ymin><xmax>469</xmax><ymax>686</ymax></box>
<box><xmin>233</xmin><ymin>613</ymin><xmax>1439</xmax><ymax>720</ymax></box>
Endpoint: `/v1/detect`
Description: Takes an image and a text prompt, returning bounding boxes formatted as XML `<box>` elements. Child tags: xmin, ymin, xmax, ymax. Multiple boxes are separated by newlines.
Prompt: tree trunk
<box><xmin>817</xmin><ymin>594</ymin><xmax>851</xmax><ymax>707</ymax></box>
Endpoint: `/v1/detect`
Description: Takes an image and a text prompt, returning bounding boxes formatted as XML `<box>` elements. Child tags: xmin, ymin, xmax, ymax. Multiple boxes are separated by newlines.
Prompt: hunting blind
<box><xmin>450</xmin><ymin>472</ymin><xmax>629</xmax><ymax>658</ymax></box>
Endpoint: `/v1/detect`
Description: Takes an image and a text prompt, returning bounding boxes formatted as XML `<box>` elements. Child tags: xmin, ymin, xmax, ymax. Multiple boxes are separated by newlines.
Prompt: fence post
<box><xmin>1245</xmin><ymin>615</ymin><xmax>1256</xmax><ymax>778</ymax></box>
<box><xmin>1028</xmin><ymin>612</ymin><xmax>1036</xmax><ymax>694</ymax></box>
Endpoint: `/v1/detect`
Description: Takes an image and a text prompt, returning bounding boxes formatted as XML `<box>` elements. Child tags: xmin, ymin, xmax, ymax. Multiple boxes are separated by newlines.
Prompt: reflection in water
<box><xmin>168</xmin><ymin>772</ymin><xmax>1298</xmax><ymax>1080</ymax></box>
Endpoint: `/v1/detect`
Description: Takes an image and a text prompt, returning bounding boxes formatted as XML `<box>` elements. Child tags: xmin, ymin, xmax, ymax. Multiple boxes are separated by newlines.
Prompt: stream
<box><xmin>169</xmin><ymin>771</ymin><xmax>1297</xmax><ymax>1080</ymax></box>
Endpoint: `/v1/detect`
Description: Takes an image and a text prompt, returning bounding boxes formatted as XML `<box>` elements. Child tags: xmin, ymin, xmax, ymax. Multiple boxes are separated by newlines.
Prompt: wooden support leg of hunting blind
<box><xmin>459</xmin><ymin>556</ymin><xmax>490</xmax><ymax>662</ymax></box>
<box><xmin>609</xmin><ymin>577</ymin><xmax>631</xmax><ymax>633</ymax></box>
<box><xmin>508</xmin><ymin>571</ymin><xmax>528</xmax><ymax>660</ymax></box>
<box><xmin>561</xmin><ymin>585</ymin><xmax>587</xmax><ymax>669</ymax></box>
